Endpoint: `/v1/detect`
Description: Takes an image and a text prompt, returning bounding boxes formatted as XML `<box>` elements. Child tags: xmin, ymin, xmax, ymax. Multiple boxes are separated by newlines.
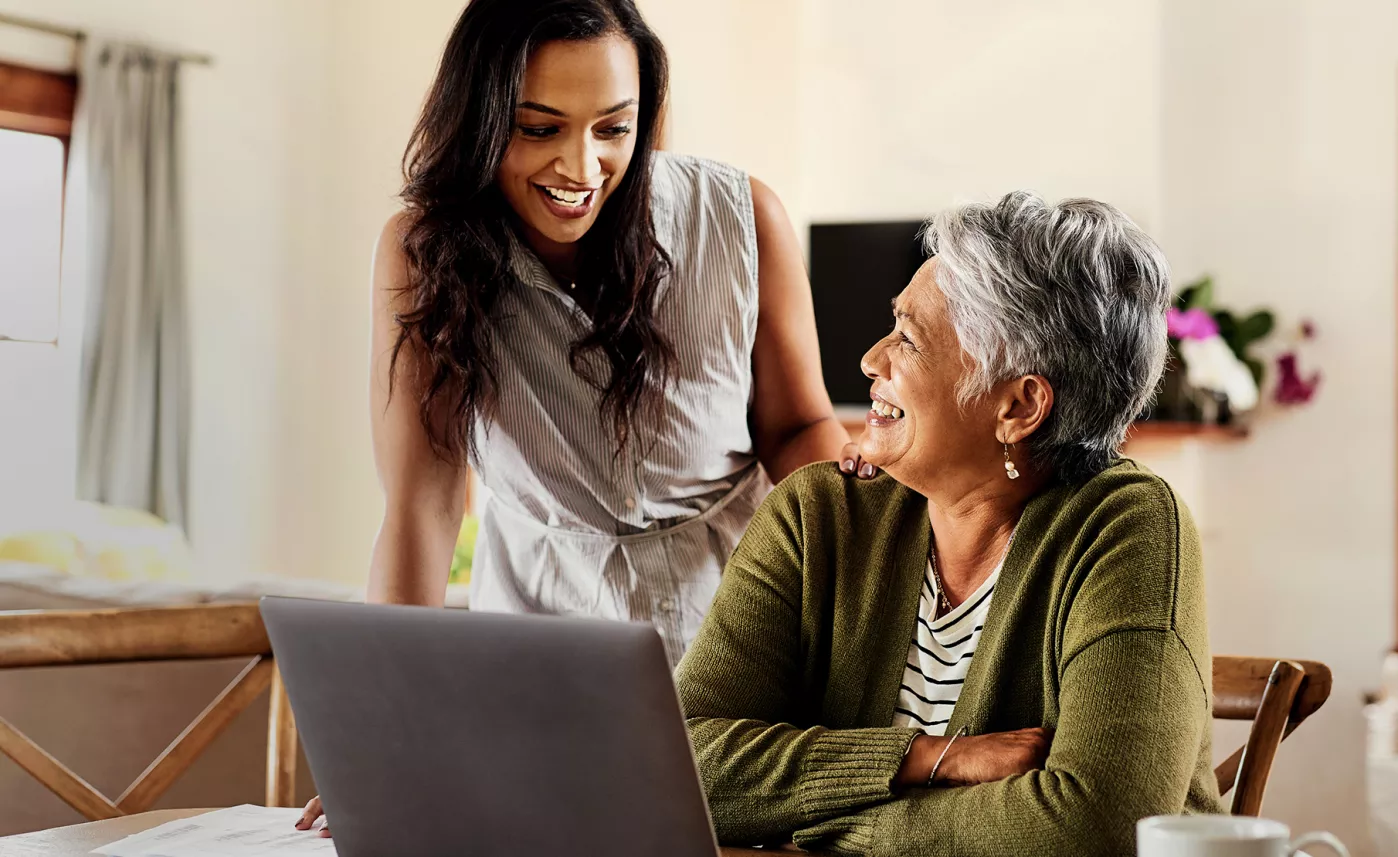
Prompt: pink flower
<box><xmin>1274</xmin><ymin>352</ymin><xmax>1321</xmax><ymax>405</ymax></box>
<box><xmin>1167</xmin><ymin>308</ymin><xmax>1219</xmax><ymax>341</ymax></box>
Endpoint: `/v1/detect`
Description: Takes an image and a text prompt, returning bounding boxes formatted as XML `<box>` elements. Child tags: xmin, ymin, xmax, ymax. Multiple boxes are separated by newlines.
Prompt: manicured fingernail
<box><xmin>859</xmin><ymin>463</ymin><xmax>874</xmax><ymax>478</ymax></box>
<box><xmin>841</xmin><ymin>458</ymin><xmax>855</xmax><ymax>473</ymax></box>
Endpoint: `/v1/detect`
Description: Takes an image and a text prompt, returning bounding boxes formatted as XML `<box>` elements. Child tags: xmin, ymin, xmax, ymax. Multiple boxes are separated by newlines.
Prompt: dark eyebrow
<box><xmin>596</xmin><ymin>98</ymin><xmax>637</xmax><ymax>117</ymax></box>
<box><xmin>516</xmin><ymin>98</ymin><xmax>638</xmax><ymax>119</ymax></box>
<box><xmin>517</xmin><ymin>101</ymin><xmax>565</xmax><ymax>117</ymax></box>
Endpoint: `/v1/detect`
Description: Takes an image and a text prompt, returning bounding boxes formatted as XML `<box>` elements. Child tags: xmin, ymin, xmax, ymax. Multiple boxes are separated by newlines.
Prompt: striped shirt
<box><xmin>468</xmin><ymin>152</ymin><xmax>769</xmax><ymax>668</ymax></box>
<box><xmin>891</xmin><ymin>558</ymin><xmax>1001</xmax><ymax>735</ymax></box>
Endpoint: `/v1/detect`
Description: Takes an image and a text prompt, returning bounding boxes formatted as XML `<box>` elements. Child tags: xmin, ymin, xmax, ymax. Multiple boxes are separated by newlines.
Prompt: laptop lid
<box><xmin>260</xmin><ymin>597</ymin><xmax>719</xmax><ymax>857</ymax></box>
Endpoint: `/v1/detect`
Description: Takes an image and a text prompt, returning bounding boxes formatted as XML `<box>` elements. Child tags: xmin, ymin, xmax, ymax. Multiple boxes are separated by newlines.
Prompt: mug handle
<box><xmin>1290</xmin><ymin>831</ymin><xmax>1350</xmax><ymax>857</ymax></box>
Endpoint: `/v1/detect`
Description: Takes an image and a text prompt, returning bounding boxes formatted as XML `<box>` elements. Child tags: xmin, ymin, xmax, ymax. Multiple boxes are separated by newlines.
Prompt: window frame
<box><xmin>0</xmin><ymin>60</ymin><xmax>77</xmax><ymax>141</ymax></box>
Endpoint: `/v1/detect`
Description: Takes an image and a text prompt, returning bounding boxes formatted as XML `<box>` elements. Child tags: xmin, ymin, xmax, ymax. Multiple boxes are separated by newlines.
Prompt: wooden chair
<box><xmin>0</xmin><ymin>604</ymin><xmax>297</xmax><ymax>821</ymax></box>
<box><xmin>1213</xmin><ymin>656</ymin><xmax>1332</xmax><ymax>817</ymax></box>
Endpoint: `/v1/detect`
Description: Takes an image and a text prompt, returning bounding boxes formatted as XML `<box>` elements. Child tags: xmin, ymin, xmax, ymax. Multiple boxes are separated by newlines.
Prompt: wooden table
<box><xmin>0</xmin><ymin>809</ymin><xmax>790</xmax><ymax>855</ymax></box>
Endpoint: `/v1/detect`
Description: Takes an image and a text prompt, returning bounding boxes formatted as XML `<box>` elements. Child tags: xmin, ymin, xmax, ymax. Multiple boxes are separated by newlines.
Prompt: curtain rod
<box><xmin>0</xmin><ymin>11</ymin><xmax>214</xmax><ymax>66</ymax></box>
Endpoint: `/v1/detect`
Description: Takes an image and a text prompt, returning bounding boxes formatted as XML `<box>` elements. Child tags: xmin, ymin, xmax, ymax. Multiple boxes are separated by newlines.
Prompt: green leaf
<box><xmin>1234</xmin><ymin>310</ymin><xmax>1275</xmax><ymax>346</ymax></box>
<box><xmin>1183</xmin><ymin>276</ymin><xmax>1214</xmax><ymax>311</ymax></box>
<box><xmin>1212</xmin><ymin>311</ymin><xmax>1243</xmax><ymax>359</ymax></box>
<box><xmin>1245</xmin><ymin>357</ymin><xmax>1265</xmax><ymax>386</ymax></box>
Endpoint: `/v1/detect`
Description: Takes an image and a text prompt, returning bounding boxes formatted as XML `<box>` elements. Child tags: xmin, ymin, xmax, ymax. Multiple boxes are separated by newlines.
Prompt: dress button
<box><xmin>624</xmin><ymin>497</ymin><xmax>637</xmax><ymax>510</ymax></box>
<box><xmin>659</xmin><ymin>598</ymin><xmax>676</xmax><ymax>613</ymax></box>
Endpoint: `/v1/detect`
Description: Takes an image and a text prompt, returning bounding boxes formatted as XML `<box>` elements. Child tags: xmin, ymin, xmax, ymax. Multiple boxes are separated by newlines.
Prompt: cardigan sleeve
<box><xmin>789</xmin><ymin>475</ymin><xmax>1215</xmax><ymax>857</ymax></box>
<box><xmin>791</xmin><ymin>628</ymin><xmax>1210</xmax><ymax>856</ymax></box>
<box><xmin>674</xmin><ymin>474</ymin><xmax>922</xmax><ymax>846</ymax></box>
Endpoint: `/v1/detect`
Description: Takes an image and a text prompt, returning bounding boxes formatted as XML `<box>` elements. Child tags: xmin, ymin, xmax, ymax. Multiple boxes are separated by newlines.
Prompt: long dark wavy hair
<box><xmin>391</xmin><ymin>0</ymin><xmax>672</xmax><ymax>464</ymax></box>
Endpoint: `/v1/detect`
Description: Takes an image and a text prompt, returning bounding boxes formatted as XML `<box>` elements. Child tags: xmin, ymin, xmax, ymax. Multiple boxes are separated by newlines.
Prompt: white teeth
<box><xmin>871</xmin><ymin>400</ymin><xmax>904</xmax><ymax>419</ymax></box>
<box><xmin>542</xmin><ymin>187</ymin><xmax>590</xmax><ymax>206</ymax></box>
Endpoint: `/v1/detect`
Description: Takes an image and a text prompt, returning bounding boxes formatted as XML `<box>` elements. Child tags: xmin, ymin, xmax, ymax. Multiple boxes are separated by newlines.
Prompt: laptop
<box><xmin>259</xmin><ymin>597</ymin><xmax>721</xmax><ymax>857</ymax></box>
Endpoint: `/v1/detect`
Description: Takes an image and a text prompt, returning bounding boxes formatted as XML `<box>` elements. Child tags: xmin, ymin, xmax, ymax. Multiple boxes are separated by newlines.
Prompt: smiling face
<box><xmin>496</xmin><ymin>34</ymin><xmax>641</xmax><ymax>258</ymax></box>
<box><xmin>858</xmin><ymin>258</ymin><xmax>1006</xmax><ymax>491</ymax></box>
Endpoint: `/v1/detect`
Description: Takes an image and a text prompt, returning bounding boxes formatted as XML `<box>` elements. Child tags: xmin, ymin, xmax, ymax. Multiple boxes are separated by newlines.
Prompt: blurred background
<box><xmin>0</xmin><ymin>0</ymin><xmax>1394</xmax><ymax>851</ymax></box>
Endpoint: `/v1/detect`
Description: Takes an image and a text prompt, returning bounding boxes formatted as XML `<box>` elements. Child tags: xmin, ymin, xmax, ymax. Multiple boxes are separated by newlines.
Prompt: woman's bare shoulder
<box><xmin>371</xmin><ymin>211</ymin><xmax>414</xmax><ymax>308</ymax></box>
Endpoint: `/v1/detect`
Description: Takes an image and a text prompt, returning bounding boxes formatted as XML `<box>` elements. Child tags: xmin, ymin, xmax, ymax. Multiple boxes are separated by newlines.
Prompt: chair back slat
<box><xmin>1212</xmin><ymin>656</ymin><xmax>1332</xmax><ymax>817</ymax></box>
<box><xmin>0</xmin><ymin>604</ymin><xmax>270</xmax><ymax>668</ymax></box>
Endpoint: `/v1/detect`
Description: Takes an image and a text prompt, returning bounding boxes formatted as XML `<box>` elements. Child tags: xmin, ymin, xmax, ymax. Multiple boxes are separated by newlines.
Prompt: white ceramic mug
<box><xmin>1137</xmin><ymin>816</ymin><xmax>1349</xmax><ymax>857</ymax></box>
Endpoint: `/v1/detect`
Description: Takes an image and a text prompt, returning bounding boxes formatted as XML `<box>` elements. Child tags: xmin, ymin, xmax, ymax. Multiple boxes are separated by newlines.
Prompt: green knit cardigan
<box><xmin>675</xmin><ymin>459</ymin><xmax>1222</xmax><ymax>856</ymax></box>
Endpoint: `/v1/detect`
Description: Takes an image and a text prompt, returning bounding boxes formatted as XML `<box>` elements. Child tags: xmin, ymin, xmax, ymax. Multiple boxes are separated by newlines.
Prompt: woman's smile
<box><xmin>533</xmin><ymin>183</ymin><xmax>601</xmax><ymax>220</ymax></box>
<box><xmin>867</xmin><ymin>391</ymin><xmax>907</xmax><ymax>426</ymax></box>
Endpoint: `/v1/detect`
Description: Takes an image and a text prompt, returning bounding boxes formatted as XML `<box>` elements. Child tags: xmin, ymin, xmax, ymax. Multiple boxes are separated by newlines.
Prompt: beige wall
<box><xmin>641</xmin><ymin>0</ymin><xmax>807</xmax><ymax>224</ymax></box>
<box><xmin>294</xmin><ymin>0</ymin><xmax>465</xmax><ymax>582</ymax></box>
<box><xmin>797</xmin><ymin>0</ymin><xmax>1165</xmax><ymax>229</ymax></box>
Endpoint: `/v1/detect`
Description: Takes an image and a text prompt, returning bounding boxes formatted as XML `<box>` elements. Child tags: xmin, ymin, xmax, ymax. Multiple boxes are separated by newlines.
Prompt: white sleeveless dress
<box><xmin>468</xmin><ymin>152</ymin><xmax>770</xmax><ymax>667</ymax></box>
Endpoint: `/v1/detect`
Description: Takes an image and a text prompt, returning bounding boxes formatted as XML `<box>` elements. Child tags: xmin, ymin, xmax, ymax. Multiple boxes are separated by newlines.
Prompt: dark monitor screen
<box><xmin>809</xmin><ymin>220</ymin><xmax>929</xmax><ymax>406</ymax></box>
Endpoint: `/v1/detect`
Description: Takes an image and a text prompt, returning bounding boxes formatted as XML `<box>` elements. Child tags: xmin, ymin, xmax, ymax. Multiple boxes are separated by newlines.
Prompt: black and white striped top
<box><xmin>467</xmin><ymin>152</ymin><xmax>769</xmax><ymax>668</ymax></box>
<box><xmin>891</xmin><ymin>559</ymin><xmax>1001</xmax><ymax>735</ymax></box>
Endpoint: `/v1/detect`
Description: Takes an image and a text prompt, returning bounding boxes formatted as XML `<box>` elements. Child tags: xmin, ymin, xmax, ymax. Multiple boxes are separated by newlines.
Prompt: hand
<box><xmin>897</xmin><ymin>727</ymin><xmax>1051</xmax><ymax>788</ymax></box>
<box><xmin>295</xmin><ymin>795</ymin><xmax>332</xmax><ymax>838</ymax></box>
<box><xmin>938</xmin><ymin>728</ymin><xmax>1051</xmax><ymax>786</ymax></box>
<box><xmin>838</xmin><ymin>442</ymin><xmax>879</xmax><ymax>480</ymax></box>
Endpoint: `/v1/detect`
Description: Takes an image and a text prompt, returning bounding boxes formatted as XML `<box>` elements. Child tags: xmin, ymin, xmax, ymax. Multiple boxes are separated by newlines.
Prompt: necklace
<box><xmin>928</xmin><ymin>525</ymin><xmax>1019</xmax><ymax>619</ymax></box>
<box><xmin>927</xmin><ymin>547</ymin><xmax>952</xmax><ymax>617</ymax></box>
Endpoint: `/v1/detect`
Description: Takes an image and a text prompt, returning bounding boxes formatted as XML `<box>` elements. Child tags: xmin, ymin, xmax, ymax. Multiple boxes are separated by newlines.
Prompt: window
<box><xmin>0</xmin><ymin>60</ymin><xmax>76</xmax><ymax>344</ymax></box>
<box><xmin>0</xmin><ymin>128</ymin><xmax>63</xmax><ymax>342</ymax></box>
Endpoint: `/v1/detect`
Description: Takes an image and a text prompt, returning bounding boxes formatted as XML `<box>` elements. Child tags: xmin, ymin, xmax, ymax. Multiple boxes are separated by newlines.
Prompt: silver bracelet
<box><xmin>927</xmin><ymin>725</ymin><xmax>969</xmax><ymax>787</ymax></box>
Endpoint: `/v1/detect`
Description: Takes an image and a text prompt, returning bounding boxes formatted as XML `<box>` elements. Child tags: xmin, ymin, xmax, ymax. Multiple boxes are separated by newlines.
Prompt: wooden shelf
<box><xmin>1125</xmin><ymin>421</ymin><xmax>1249</xmax><ymax>444</ymax></box>
<box><xmin>839</xmin><ymin>416</ymin><xmax>1248</xmax><ymax>446</ymax></box>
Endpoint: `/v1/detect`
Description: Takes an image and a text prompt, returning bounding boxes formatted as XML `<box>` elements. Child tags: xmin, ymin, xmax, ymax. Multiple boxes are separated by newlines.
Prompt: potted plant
<box><xmin>1147</xmin><ymin>276</ymin><xmax>1319</xmax><ymax>424</ymax></box>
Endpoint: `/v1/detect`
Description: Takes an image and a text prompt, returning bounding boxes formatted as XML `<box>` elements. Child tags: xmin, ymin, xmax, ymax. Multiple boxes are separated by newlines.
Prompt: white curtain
<box><xmin>75</xmin><ymin>40</ymin><xmax>189</xmax><ymax>529</ymax></box>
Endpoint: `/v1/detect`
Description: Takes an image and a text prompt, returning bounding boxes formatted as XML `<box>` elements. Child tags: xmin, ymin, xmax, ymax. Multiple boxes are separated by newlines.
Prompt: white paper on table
<box><xmin>0</xmin><ymin>838</ymin><xmax>64</xmax><ymax>856</ymax></box>
<box><xmin>91</xmin><ymin>806</ymin><xmax>335</xmax><ymax>857</ymax></box>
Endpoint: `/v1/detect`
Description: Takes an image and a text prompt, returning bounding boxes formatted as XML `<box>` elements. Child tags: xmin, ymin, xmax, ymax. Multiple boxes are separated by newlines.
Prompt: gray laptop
<box><xmin>259</xmin><ymin>597</ymin><xmax>720</xmax><ymax>857</ymax></box>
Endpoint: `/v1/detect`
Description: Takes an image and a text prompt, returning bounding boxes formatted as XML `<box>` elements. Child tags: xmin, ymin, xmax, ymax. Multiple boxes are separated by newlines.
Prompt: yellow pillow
<box><xmin>0</xmin><ymin>502</ymin><xmax>193</xmax><ymax>582</ymax></box>
<box><xmin>0</xmin><ymin>530</ymin><xmax>82</xmax><ymax>572</ymax></box>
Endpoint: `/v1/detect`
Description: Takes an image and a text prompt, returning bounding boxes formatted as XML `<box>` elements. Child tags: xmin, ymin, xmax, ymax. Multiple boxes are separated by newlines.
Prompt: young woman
<box><xmin>297</xmin><ymin>0</ymin><xmax>871</xmax><ymax>834</ymax></box>
<box><xmin>367</xmin><ymin>0</ymin><xmax>867</xmax><ymax>663</ymax></box>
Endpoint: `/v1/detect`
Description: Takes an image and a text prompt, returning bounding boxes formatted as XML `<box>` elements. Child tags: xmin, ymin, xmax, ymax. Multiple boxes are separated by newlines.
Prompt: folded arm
<box><xmin>675</xmin><ymin>484</ymin><xmax>920</xmax><ymax>845</ymax></box>
<box><xmin>793</xmin><ymin>627</ymin><xmax>1211</xmax><ymax>857</ymax></box>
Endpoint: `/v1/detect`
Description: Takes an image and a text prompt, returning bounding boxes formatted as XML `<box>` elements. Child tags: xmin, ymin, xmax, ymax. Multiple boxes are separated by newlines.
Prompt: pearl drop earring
<box><xmin>1003</xmin><ymin>442</ymin><xmax>1019</xmax><ymax>480</ymax></box>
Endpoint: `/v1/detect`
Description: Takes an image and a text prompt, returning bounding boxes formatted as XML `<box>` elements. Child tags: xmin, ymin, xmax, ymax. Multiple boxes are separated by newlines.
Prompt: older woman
<box><xmin>675</xmin><ymin>192</ymin><xmax>1223</xmax><ymax>856</ymax></box>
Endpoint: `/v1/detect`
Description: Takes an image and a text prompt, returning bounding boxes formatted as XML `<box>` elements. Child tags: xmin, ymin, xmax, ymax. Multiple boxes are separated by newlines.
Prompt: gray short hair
<box><xmin>924</xmin><ymin>191</ymin><xmax>1171</xmax><ymax>481</ymax></box>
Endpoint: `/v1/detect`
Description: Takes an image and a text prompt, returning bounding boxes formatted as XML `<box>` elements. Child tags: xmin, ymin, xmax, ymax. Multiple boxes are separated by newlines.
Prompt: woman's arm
<box><xmin>299</xmin><ymin>213</ymin><xmax>468</xmax><ymax>836</ymax></box>
<box><xmin>747</xmin><ymin>178</ymin><xmax>859</xmax><ymax>483</ymax></box>
<box><xmin>366</xmin><ymin>212</ymin><xmax>468</xmax><ymax>607</ymax></box>
<box><xmin>675</xmin><ymin>472</ymin><xmax>922</xmax><ymax>845</ymax></box>
<box><xmin>794</xmin><ymin>631</ymin><xmax>1210</xmax><ymax>857</ymax></box>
